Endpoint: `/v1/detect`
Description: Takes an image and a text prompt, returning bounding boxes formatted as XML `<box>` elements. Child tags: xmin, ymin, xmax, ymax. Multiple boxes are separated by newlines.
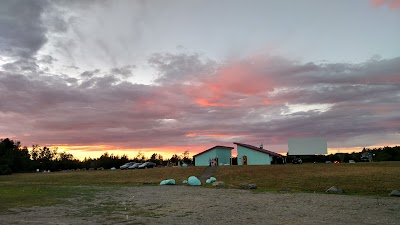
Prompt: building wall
<box><xmin>194</xmin><ymin>147</ymin><xmax>232</xmax><ymax>166</ymax></box>
<box><xmin>216</xmin><ymin>148</ymin><xmax>232</xmax><ymax>165</ymax></box>
<box><xmin>237</xmin><ymin>145</ymin><xmax>272</xmax><ymax>165</ymax></box>
<box><xmin>194</xmin><ymin>149</ymin><xmax>217</xmax><ymax>166</ymax></box>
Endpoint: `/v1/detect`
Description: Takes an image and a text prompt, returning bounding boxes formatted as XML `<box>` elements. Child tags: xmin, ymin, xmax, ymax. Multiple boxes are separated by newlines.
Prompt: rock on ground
<box><xmin>212</xmin><ymin>181</ymin><xmax>225</xmax><ymax>187</ymax></box>
<box><xmin>326</xmin><ymin>186</ymin><xmax>343</xmax><ymax>193</ymax></box>
<box><xmin>389</xmin><ymin>190</ymin><xmax>400</xmax><ymax>197</ymax></box>
<box><xmin>187</xmin><ymin>176</ymin><xmax>201</xmax><ymax>186</ymax></box>
<box><xmin>239</xmin><ymin>183</ymin><xmax>257</xmax><ymax>189</ymax></box>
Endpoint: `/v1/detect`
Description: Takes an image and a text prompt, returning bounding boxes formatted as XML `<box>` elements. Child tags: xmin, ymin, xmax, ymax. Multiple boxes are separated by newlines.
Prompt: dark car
<box><xmin>292</xmin><ymin>158</ymin><xmax>302</xmax><ymax>164</ymax></box>
<box><xmin>120</xmin><ymin>162</ymin><xmax>136</xmax><ymax>170</ymax></box>
<box><xmin>138</xmin><ymin>162</ymin><xmax>156</xmax><ymax>169</ymax></box>
<box><xmin>360</xmin><ymin>157</ymin><xmax>370</xmax><ymax>162</ymax></box>
<box><xmin>128</xmin><ymin>163</ymin><xmax>142</xmax><ymax>169</ymax></box>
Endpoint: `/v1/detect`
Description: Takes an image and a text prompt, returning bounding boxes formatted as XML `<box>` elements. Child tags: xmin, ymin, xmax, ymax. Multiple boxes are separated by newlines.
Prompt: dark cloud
<box><xmin>80</xmin><ymin>69</ymin><xmax>101</xmax><ymax>78</ymax></box>
<box><xmin>38</xmin><ymin>55</ymin><xmax>56</xmax><ymax>65</ymax></box>
<box><xmin>2</xmin><ymin>58</ymin><xmax>40</xmax><ymax>73</ymax></box>
<box><xmin>149</xmin><ymin>52</ymin><xmax>216</xmax><ymax>85</ymax></box>
<box><xmin>66</xmin><ymin>65</ymin><xmax>80</xmax><ymax>70</ymax></box>
<box><xmin>42</xmin><ymin>6</ymin><xmax>69</xmax><ymax>33</ymax></box>
<box><xmin>0</xmin><ymin>54</ymin><xmax>399</xmax><ymax>154</ymax></box>
<box><xmin>110</xmin><ymin>65</ymin><xmax>135</xmax><ymax>78</ymax></box>
<box><xmin>0</xmin><ymin>0</ymin><xmax>49</xmax><ymax>58</ymax></box>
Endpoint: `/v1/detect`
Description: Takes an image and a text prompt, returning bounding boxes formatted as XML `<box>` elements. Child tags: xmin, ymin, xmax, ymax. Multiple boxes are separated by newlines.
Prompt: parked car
<box><xmin>128</xmin><ymin>163</ymin><xmax>142</xmax><ymax>169</ymax></box>
<box><xmin>292</xmin><ymin>158</ymin><xmax>302</xmax><ymax>164</ymax></box>
<box><xmin>138</xmin><ymin>162</ymin><xmax>156</xmax><ymax>169</ymax></box>
<box><xmin>120</xmin><ymin>162</ymin><xmax>136</xmax><ymax>170</ymax></box>
<box><xmin>360</xmin><ymin>157</ymin><xmax>370</xmax><ymax>162</ymax></box>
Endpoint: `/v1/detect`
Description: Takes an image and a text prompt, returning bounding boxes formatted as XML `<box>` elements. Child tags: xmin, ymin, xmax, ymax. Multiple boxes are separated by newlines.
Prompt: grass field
<box><xmin>0</xmin><ymin>162</ymin><xmax>399</xmax><ymax>211</ymax></box>
<box><xmin>216</xmin><ymin>162</ymin><xmax>400</xmax><ymax>195</ymax></box>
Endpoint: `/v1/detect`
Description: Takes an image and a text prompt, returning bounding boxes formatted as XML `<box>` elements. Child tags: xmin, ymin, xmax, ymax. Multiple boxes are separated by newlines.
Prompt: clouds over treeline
<box><xmin>1</xmin><ymin>53</ymin><xmax>399</xmax><ymax>151</ymax></box>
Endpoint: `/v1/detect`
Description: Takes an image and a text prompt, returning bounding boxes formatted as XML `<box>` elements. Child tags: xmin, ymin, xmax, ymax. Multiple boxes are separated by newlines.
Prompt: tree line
<box><xmin>1</xmin><ymin>138</ymin><xmax>399</xmax><ymax>175</ymax></box>
<box><xmin>285</xmin><ymin>146</ymin><xmax>400</xmax><ymax>163</ymax></box>
<box><xmin>0</xmin><ymin>138</ymin><xmax>192</xmax><ymax>175</ymax></box>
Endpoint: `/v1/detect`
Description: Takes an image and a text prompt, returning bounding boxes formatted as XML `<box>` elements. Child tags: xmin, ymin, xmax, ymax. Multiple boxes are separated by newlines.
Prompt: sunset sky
<box><xmin>0</xmin><ymin>0</ymin><xmax>399</xmax><ymax>160</ymax></box>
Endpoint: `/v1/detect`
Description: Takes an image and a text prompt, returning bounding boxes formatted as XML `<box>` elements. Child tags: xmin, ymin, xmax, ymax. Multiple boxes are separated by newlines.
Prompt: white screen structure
<box><xmin>288</xmin><ymin>137</ymin><xmax>327</xmax><ymax>155</ymax></box>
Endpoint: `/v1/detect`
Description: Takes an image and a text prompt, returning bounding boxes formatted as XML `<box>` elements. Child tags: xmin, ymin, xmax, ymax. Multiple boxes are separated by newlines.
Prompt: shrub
<box><xmin>0</xmin><ymin>164</ymin><xmax>12</xmax><ymax>175</ymax></box>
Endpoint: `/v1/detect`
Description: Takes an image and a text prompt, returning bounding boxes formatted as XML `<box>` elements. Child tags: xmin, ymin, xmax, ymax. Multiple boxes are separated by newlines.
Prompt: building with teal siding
<box><xmin>234</xmin><ymin>142</ymin><xmax>286</xmax><ymax>165</ymax></box>
<box><xmin>193</xmin><ymin>146</ymin><xmax>234</xmax><ymax>166</ymax></box>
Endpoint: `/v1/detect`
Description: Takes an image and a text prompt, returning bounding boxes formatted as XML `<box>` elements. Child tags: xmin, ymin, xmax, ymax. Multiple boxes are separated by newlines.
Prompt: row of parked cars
<box><xmin>120</xmin><ymin>162</ymin><xmax>157</xmax><ymax>170</ymax></box>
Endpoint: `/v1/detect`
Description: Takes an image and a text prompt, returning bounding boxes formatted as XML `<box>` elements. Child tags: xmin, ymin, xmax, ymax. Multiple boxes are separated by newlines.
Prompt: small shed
<box><xmin>193</xmin><ymin>146</ymin><xmax>234</xmax><ymax>166</ymax></box>
<box><xmin>234</xmin><ymin>142</ymin><xmax>285</xmax><ymax>165</ymax></box>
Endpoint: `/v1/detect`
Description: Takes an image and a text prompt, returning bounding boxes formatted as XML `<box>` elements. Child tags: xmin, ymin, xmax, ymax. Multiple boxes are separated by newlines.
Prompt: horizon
<box><xmin>6</xmin><ymin>137</ymin><xmax>398</xmax><ymax>161</ymax></box>
<box><xmin>1</xmin><ymin>0</ymin><xmax>399</xmax><ymax>160</ymax></box>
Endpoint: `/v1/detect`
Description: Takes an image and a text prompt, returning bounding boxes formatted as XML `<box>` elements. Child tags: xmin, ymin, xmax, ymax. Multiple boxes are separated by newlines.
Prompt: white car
<box><xmin>128</xmin><ymin>163</ymin><xmax>142</xmax><ymax>169</ymax></box>
<box><xmin>120</xmin><ymin>162</ymin><xmax>136</xmax><ymax>170</ymax></box>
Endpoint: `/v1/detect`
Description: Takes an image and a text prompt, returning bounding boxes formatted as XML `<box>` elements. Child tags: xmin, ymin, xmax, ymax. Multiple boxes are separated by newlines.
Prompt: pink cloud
<box><xmin>187</xmin><ymin>60</ymin><xmax>275</xmax><ymax>107</ymax></box>
<box><xmin>185</xmin><ymin>133</ymin><xmax>247</xmax><ymax>138</ymax></box>
<box><xmin>371</xmin><ymin>0</ymin><xmax>400</xmax><ymax>9</ymax></box>
<box><xmin>209</xmin><ymin>63</ymin><xmax>273</xmax><ymax>95</ymax></box>
<box><xmin>195</xmin><ymin>98</ymin><xmax>238</xmax><ymax>107</ymax></box>
<box><xmin>1</xmin><ymin>54</ymin><xmax>399</xmax><ymax>159</ymax></box>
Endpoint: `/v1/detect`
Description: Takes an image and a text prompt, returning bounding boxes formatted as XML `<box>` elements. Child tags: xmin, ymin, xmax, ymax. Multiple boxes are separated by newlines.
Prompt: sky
<box><xmin>0</xmin><ymin>0</ymin><xmax>399</xmax><ymax>160</ymax></box>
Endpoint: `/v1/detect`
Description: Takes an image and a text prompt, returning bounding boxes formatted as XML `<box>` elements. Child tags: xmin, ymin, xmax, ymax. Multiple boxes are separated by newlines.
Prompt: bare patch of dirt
<box><xmin>1</xmin><ymin>186</ymin><xmax>399</xmax><ymax>225</ymax></box>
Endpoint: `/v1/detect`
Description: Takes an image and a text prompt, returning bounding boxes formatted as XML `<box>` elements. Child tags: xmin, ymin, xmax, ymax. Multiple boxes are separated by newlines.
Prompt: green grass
<box><xmin>0</xmin><ymin>163</ymin><xmax>399</xmax><ymax>212</ymax></box>
<box><xmin>216</xmin><ymin>161</ymin><xmax>400</xmax><ymax>195</ymax></box>
<box><xmin>0</xmin><ymin>166</ymin><xmax>204</xmax><ymax>186</ymax></box>
<box><xmin>0</xmin><ymin>184</ymin><xmax>100</xmax><ymax>211</ymax></box>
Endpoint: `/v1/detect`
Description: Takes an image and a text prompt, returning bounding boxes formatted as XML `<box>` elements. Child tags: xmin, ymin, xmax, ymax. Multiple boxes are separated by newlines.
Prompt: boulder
<box><xmin>159</xmin><ymin>179</ymin><xmax>176</xmax><ymax>185</ymax></box>
<box><xmin>389</xmin><ymin>190</ymin><xmax>400</xmax><ymax>197</ymax></box>
<box><xmin>240</xmin><ymin>183</ymin><xmax>257</xmax><ymax>189</ymax></box>
<box><xmin>326</xmin><ymin>186</ymin><xmax>343</xmax><ymax>193</ymax></box>
<box><xmin>206</xmin><ymin>177</ymin><xmax>217</xmax><ymax>184</ymax></box>
<box><xmin>187</xmin><ymin>176</ymin><xmax>201</xmax><ymax>186</ymax></box>
<box><xmin>212</xmin><ymin>181</ymin><xmax>225</xmax><ymax>187</ymax></box>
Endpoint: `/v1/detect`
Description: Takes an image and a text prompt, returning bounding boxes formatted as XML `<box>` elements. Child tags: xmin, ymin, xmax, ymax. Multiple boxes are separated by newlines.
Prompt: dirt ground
<box><xmin>1</xmin><ymin>186</ymin><xmax>399</xmax><ymax>225</ymax></box>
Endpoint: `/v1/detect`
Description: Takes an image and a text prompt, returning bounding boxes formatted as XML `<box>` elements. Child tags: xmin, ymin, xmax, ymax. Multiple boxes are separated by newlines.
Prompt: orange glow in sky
<box><xmin>54</xmin><ymin>144</ymin><xmax>209</xmax><ymax>161</ymax></box>
<box><xmin>47</xmin><ymin>143</ymin><xmax>400</xmax><ymax>161</ymax></box>
<box><xmin>195</xmin><ymin>98</ymin><xmax>238</xmax><ymax>107</ymax></box>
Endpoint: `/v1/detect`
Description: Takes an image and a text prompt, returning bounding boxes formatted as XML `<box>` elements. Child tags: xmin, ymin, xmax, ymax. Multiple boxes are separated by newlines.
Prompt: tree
<box><xmin>169</xmin><ymin>154</ymin><xmax>181</xmax><ymax>164</ymax></box>
<box><xmin>150</xmin><ymin>153</ymin><xmax>163</xmax><ymax>165</ymax></box>
<box><xmin>135</xmin><ymin>151</ymin><xmax>146</xmax><ymax>162</ymax></box>
<box><xmin>30</xmin><ymin>145</ymin><xmax>58</xmax><ymax>171</ymax></box>
<box><xmin>0</xmin><ymin>138</ymin><xmax>32</xmax><ymax>174</ymax></box>
<box><xmin>56</xmin><ymin>151</ymin><xmax>77</xmax><ymax>170</ymax></box>
<box><xmin>120</xmin><ymin>154</ymin><xmax>129</xmax><ymax>164</ymax></box>
<box><xmin>181</xmin><ymin>150</ymin><xmax>192</xmax><ymax>164</ymax></box>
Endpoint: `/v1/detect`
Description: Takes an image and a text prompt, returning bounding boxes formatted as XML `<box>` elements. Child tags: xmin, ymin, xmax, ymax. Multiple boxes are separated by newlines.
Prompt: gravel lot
<box><xmin>1</xmin><ymin>186</ymin><xmax>399</xmax><ymax>225</ymax></box>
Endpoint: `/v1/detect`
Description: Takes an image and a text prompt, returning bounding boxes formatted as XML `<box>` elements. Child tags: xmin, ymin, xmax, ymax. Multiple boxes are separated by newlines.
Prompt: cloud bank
<box><xmin>0</xmin><ymin>0</ymin><xmax>399</xmax><ymax>157</ymax></box>
<box><xmin>1</xmin><ymin>53</ymin><xmax>399</xmax><ymax>155</ymax></box>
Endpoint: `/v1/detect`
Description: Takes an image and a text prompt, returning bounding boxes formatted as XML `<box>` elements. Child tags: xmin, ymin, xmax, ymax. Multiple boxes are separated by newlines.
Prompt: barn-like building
<box><xmin>234</xmin><ymin>142</ymin><xmax>285</xmax><ymax>165</ymax></box>
<box><xmin>193</xmin><ymin>146</ymin><xmax>234</xmax><ymax>166</ymax></box>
